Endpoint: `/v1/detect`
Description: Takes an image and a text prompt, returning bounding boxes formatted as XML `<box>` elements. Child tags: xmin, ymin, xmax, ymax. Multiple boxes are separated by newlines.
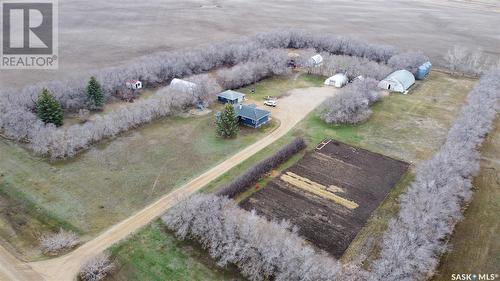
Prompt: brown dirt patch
<box><xmin>240</xmin><ymin>139</ymin><xmax>409</xmax><ymax>258</ymax></box>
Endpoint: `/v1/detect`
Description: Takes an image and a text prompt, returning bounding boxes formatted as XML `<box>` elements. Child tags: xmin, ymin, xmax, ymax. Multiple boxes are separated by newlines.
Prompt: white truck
<box><xmin>264</xmin><ymin>97</ymin><xmax>277</xmax><ymax>107</ymax></box>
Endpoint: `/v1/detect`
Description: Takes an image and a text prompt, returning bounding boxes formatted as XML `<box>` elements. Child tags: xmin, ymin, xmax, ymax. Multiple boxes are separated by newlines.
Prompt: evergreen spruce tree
<box><xmin>86</xmin><ymin>76</ymin><xmax>104</xmax><ymax>108</ymax></box>
<box><xmin>36</xmin><ymin>88</ymin><xmax>64</xmax><ymax>126</ymax></box>
<box><xmin>216</xmin><ymin>103</ymin><xmax>239</xmax><ymax>138</ymax></box>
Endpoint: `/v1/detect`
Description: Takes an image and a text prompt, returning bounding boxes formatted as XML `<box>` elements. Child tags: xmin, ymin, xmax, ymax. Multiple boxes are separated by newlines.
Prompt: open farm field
<box><xmin>1</xmin><ymin>0</ymin><xmax>498</xmax><ymax>89</ymax></box>
<box><xmin>240</xmin><ymin>140</ymin><xmax>409</xmax><ymax>257</ymax></box>
<box><xmin>0</xmin><ymin>109</ymin><xmax>277</xmax><ymax>260</ymax></box>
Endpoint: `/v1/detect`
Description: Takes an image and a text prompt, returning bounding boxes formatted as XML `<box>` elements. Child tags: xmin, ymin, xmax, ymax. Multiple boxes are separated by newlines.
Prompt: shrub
<box><xmin>215</xmin><ymin>49</ymin><xmax>290</xmax><ymax>90</ymax></box>
<box><xmin>308</xmin><ymin>54</ymin><xmax>394</xmax><ymax>80</ymax></box>
<box><xmin>443</xmin><ymin>46</ymin><xmax>490</xmax><ymax>76</ymax></box>
<box><xmin>388</xmin><ymin>51</ymin><xmax>429</xmax><ymax>75</ymax></box>
<box><xmin>79</xmin><ymin>253</ymin><xmax>115</xmax><ymax>281</ymax></box>
<box><xmin>319</xmin><ymin>78</ymin><xmax>379</xmax><ymax>124</ymax></box>
<box><xmin>39</xmin><ymin>228</ymin><xmax>80</xmax><ymax>255</ymax></box>
<box><xmin>36</xmin><ymin>88</ymin><xmax>64</xmax><ymax>127</ymax></box>
<box><xmin>216</xmin><ymin>104</ymin><xmax>239</xmax><ymax>138</ymax></box>
<box><xmin>162</xmin><ymin>193</ymin><xmax>341</xmax><ymax>281</ymax></box>
<box><xmin>217</xmin><ymin>137</ymin><xmax>306</xmax><ymax>198</ymax></box>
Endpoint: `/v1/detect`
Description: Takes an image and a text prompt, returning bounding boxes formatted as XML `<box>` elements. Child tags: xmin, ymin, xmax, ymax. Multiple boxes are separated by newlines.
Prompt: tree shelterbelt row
<box><xmin>164</xmin><ymin>68</ymin><xmax>500</xmax><ymax>281</ymax></box>
<box><xmin>1</xmin><ymin>30</ymin><xmax>429</xmax><ymax>158</ymax></box>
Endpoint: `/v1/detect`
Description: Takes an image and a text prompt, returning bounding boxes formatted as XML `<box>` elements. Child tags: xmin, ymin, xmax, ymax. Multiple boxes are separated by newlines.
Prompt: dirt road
<box><xmin>0</xmin><ymin>247</ymin><xmax>41</xmax><ymax>281</ymax></box>
<box><xmin>0</xmin><ymin>86</ymin><xmax>335</xmax><ymax>281</ymax></box>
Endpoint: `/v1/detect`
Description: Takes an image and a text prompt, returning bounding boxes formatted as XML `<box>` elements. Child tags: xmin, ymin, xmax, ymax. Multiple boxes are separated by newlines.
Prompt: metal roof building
<box><xmin>324</xmin><ymin>73</ymin><xmax>348</xmax><ymax>88</ymax></box>
<box><xmin>234</xmin><ymin>104</ymin><xmax>270</xmax><ymax>128</ymax></box>
<box><xmin>377</xmin><ymin>70</ymin><xmax>415</xmax><ymax>93</ymax></box>
<box><xmin>217</xmin><ymin>90</ymin><xmax>246</xmax><ymax>104</ymax></box>
<box><xmin>170</xmin><ymin>78</ymin><xmax>197</xmax><ymax>92</ymax></box>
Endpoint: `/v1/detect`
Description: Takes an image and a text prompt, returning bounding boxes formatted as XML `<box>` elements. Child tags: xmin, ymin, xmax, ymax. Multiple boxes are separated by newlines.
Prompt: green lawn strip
<box><xmin>0</xmin><ymin>180</ymin><xmax>80</xmax><ymax>233</ymax></box>
<box><xmin>110</xmin><ymin>220</ymin><xmax>244</xmax><ymax>281</ymax></box>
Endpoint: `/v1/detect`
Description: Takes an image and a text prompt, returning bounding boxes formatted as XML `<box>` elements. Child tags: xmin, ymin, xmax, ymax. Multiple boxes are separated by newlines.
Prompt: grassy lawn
<box><xmin>239</xmin><ymin>72</ymin><xmax>325</xmax><ymax>102</ymax></box>
<box><xmin>109</xmin><ymin>71</ymin><xmax>477</xmax><ymax>280</ymax></box>
<box><xmin>109</xmin><ymin>221</ymin><xmax>245</xmax><ymax>281</ymax></box>
<box><xmin>0</xmin><ymin>105</ymin><xmax>277</xmax><ymax>260</ymax></box>
<box><xmin>432</xmin><ymin>121</ymin><xmax>499</xmax><ymax>280</ymax></box>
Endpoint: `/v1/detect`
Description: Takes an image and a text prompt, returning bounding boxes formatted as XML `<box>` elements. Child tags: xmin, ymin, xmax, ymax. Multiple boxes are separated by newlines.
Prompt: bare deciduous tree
<box><xmin>217</xmin><ymin>137</ymin><xmax>306</xmax><ymax>198</ymax></box>
<box><xmin>307</xmin><ymin>53</ymin><xmax>393</xmax><ymax>80</ymax></box>
<box><xmin>39</xmin><ymin>228</ymin><xmax>80</xmax><ymax>255</ymax></box>
<box><xmin>319</xmin><ymin>78</ymin><xmax>380</xmax><ymax>124</ymax></box>
<box><xmin>443</xmin><ymin>45</ymin><xmax>490</xmax><ymax>76</ymax></box>
<box><xmin>162</xmin><ymin>193</ymin><xmax>342</xmax><ymax>281</ymax></box>
<box><xmin>79</xmin><ymin>253</ymin><xmax>115</xmax><ymax>281</ymax></box>
<box><xmin>388</xmin><ymin>51</ymin><xmax>429</xmax><ymax>75</ymax></box>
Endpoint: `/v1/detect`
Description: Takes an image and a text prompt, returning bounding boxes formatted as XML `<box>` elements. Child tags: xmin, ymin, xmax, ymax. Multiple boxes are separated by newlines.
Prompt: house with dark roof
<box><xmin>217</xmin><ymin>90</ymin><xmax>245</xmax><ymax>104</ymax></box>
<box><xmin>234</xmin><ymin>104</ymin><xmax>270</xmax><ymax>128</ymax></box>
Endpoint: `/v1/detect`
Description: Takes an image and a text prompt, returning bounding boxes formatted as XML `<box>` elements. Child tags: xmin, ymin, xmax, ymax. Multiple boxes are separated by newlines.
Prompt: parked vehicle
<box><xmin>264</xmin><ymin>99</ymin><xmax>277</xmax><ymax>107</ymax></box>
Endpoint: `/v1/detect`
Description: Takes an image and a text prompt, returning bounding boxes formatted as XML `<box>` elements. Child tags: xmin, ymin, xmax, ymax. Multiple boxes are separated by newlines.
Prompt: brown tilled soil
<box><xmin>240</xmin><ymin>139</ymin><xmax>409</xmax><ymax>258</ymax></box>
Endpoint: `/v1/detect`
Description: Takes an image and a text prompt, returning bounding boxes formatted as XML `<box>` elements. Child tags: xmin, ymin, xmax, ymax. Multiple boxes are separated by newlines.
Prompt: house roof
<box><xmin>218</xmin><ymin>90</ymin><xmax>245</xmax><ymax>101</ymax></box>
<box><xmin>234</xmin><ymin>104</ymin><xmax>270</xmax><ymax>121</ymax></box>
<box><xmin>383</xmin><ymin>70</ymin><xmax>415</xmax><ymax>90</ymax></box>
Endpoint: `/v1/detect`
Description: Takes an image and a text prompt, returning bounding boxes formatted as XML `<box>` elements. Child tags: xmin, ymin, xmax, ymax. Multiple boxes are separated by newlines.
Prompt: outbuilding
<box><xmin>234</xmin><ymin>104</ymin><xmax>270</xmax><ymax>128</ymax></box>
<box><xmin>415</xmin><ymin>61</ymin><xmax>432</xmax><ymax>80</ymax></box>
<box><xmin>324</xmin><ymin>73</ymin><xmax>348</xmax><ymax>88</ymax></box>
<box><xmin>377</xmin><ymin>70</ymin><xmax>415</xmax><ymax>94</ymax></box>
<box><xmin>126</xmin><ymin>80</ymin><xmax>143</xmax><ymax>90</ymax></box>
<box><xmin>310</xmin><ymin>54</ymin><xmax>323</xmax><ymax>67</ymax></box>
<box><xmin>217</xmin><ymin>90</ymin><xmax>245</xmax><ymax>104</ymax></box>
<box><xmin>170</xmin><ymin>78</ymin><xmax>197</xmax><ymax>92</ymax></box>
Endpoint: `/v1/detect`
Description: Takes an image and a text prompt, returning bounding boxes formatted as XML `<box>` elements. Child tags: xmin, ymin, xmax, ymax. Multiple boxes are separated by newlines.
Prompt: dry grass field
<box><xmin>240</xmin><ymin>140</ymin><xmax>409</xmax><ymax>257</ymax></box>
<box><xmin>0</xmin><ymin>110</ymin><xmax>277</xmax><ymax>260</ymax></box>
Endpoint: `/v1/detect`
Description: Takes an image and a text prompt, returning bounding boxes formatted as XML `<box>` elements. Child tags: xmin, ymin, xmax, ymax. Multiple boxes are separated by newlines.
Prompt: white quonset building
<box><xmin>377</xmin><ymin>70</ymin><xmax>415</xmax><ymax>93</ymax></box>
<box><xmin>324</xmin><ymin>73</ymin><xmax>348</xmax><ymax>88</ymax></box>
<box><xmin>170</xmin><ymin>78</ymin><xmax>197</xmax><ymax>92</ymax></box>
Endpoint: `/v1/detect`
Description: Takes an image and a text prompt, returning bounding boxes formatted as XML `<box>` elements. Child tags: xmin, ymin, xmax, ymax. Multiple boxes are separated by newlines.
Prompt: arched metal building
<box><xmin>377</xmin><ymin>70</ymin><xmax>415</xmax><ymax>93</ymax></box>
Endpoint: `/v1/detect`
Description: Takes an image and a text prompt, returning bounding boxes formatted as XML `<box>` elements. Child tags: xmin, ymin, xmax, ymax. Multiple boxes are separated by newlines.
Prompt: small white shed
<box><xmin>126</xmin><ymin>80</ymin><xmax>143</xmax><ymax>90</ymax></box>
<box><xmin>377</xmin><ymin>70</ymin><xmax>415</xmax><ymax>94</ymax></box>
<box><xmin>170</xmin><ymin>78</ymin><xmax>197</xmax><ymax>92</ymax></box>
<box><xmin>310</xmin><ymin>54</ymin><xmax>323</xmax><ymax>67</ymax></box>
<box><xmin>324</xmin><ymin>73</ymin><xmax>348</xmax><ymax>88</ymax></box>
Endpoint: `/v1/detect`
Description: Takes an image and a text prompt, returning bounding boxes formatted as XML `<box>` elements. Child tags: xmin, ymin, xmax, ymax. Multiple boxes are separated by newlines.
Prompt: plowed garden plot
<box><xmin>240</xmin><ymin>139</ymin><xmax>409</xmax><ymax>258</ymax></box>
